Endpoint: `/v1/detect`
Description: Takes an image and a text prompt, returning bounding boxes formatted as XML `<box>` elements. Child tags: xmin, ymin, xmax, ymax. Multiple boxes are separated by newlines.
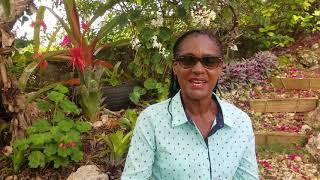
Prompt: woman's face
<box><xmin>173</xmin><ymin>35</ymin><xmax>222</xmax><ymax>101</ymax></box>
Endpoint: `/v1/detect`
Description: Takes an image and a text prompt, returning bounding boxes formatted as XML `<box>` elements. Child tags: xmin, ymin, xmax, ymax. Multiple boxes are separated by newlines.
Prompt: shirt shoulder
<box><xmin>136</xmin><ymin>98</ymin><xmax>171</xmax><ymax>126</ymax></box>
<box><xmin>219</xmin><ymin>98</ymin><xmax>253</xmax><ymax>129</ymax></box>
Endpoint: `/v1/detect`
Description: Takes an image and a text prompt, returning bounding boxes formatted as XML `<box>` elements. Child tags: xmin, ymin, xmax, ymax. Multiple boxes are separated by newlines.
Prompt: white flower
<box><xmin>191</xmin><ymin>6</ymin><xmax>217</xmax><ymax>26</ymax></box>
<box><xmin>151</xmin><ymin>15</ymin><xmax>164</xmax><ymax>27</ymax></box>
<box><xmin>151</xmin><ymin>35</ymin><xmax>162</xmax><ymax>49</ymax></box>
<box><xmin>131</xmin><ymin>37</ymin><xmax>141</xmax><ymax>50</ymax></box>
<box><xmin>229</xmin><ymin>44</ymin><xmax>238</xmax><ymax>51</ymax></box>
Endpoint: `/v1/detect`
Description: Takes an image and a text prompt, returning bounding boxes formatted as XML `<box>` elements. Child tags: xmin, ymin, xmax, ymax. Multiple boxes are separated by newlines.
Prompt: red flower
<box><xmin>288</xmin><ymin>153</ymin><xmax>300</xmax><ymax>161</ymax></box>
<box><xmin>38</xmin><ymin>60</ymin><xmax>48</xmax><ymax>69</ymax></box>
<box><xmin>60</xmin><ymin>35</ymin><xmax>71</xmax><ymax>47</ymax></box>
<box><xmin>68</xmin><ymin>141</ymin><xmax>77</xmax><ymax>147</ymax></box>
<box><xmin>70</xmin><ymin>47</ymin><xmax>85</xmax><ymax>72</ymax></box>
<box><xmin>81</xmin><ymin>21</ymin><xmax>89</xmax><ymax>31</ymax></box>
<box><xmin>259</xmin><ymin>160</ymin><xmax>273</xmax><ymax>169</ymax></box>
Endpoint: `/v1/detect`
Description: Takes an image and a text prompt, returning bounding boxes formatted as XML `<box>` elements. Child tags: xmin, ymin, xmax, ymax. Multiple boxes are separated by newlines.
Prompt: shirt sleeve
<box><xmin>233</xmin><ymin>119</ymin><xmax>259</xmax><ymax>180</ymax></box>
<box><xmin>121</xmin><ymin>111</ymin><xmax>156</xmax><ymax>180</ymax></box>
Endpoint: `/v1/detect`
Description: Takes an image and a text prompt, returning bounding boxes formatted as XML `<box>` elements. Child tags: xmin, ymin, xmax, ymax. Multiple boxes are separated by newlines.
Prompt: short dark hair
<box><xmin>169</xmin><ymin>29</ymin><xmax>223</xmax><ymax>98</ymax></box>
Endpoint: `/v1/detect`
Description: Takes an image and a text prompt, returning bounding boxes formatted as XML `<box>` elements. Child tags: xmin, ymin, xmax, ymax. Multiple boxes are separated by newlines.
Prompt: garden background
<box><xmin>0</xmin><ymin>0</ymin><xmax>320</xmax><ymax>179</ymax></box>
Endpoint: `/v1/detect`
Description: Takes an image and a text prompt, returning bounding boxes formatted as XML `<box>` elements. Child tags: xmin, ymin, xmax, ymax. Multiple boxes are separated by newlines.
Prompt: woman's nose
<box><xmin>191</xmin><ymin>61</ymin><xmax>205</xmax><ymax>73</ymax></box>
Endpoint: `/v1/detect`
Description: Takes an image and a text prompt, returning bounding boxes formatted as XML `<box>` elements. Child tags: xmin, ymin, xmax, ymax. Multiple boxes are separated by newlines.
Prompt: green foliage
<box><xmin>103</xmin><ymin>61</ymin><xmax>123</xmax><ymax>86</ymax></box>
<box><xmin>12</xmin><ymin>85</ymin><xmax>91</xmax><ymax>172</ymax></box>
<box><xmin>239</xmin><ymin>0</ymin><xmax>320</xmax><ymax>48</ymax></box>
<box><xmin>119</xmin><ymin>109</ymin><xmax>138</xmax><ymax>131</ymax></box>
<box><xmin>99</xmin><ymin>130</ymin><xmax>133</xmax><ymax>166</ymax></box>
<box><xmin>79</xmin><ymin>67</ymin><xmax>103</xmax><ymax>122</ymax></box>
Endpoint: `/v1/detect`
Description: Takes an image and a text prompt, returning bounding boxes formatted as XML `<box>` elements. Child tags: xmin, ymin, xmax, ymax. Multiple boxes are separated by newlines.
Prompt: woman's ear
<box><xmin>172</xmin><ymin>61</ymin><xmax>178</xmax><ymax>75</ymax></box>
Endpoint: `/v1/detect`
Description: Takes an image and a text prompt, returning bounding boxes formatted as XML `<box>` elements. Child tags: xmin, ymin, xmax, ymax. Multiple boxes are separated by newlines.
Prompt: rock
<box><xmin>66</xmin><ymin>165</ymin><xmax>109</xmax><ymax>180</ymax></box>
<box><xmin>301</xmin><ymin>124</ymin><xmax>312</xmax><ymax>134</ymax></box>
<box><xmin>4</xmin><ymin>175</ymin><xmax>17</xmax><ymax>180</ymax></box>
<box><xmin>305</xmin><ymin>133</ymin><xmax>320</xmax><ymax>162</ymax></box>
<box><xmin>305</xmin><ymin>106</ymin><xmax>320</xmax><ymax>129</ymax></box>
<box><xmin>92</xmin><ymin>121</ymin><xmax>103</xmax><ymax>129</ymax></box>
<box><xmin>2</xmin><ymin>145</ymin><xmax>12</xmax><ymax>156</ymax></box>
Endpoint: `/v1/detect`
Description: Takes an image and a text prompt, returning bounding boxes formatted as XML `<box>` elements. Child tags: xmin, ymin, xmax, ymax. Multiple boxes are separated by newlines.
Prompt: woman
<box><xmin>121</xmin><ymin>29</ymin><xmax>259</xmax><ymax>180</ymax></box>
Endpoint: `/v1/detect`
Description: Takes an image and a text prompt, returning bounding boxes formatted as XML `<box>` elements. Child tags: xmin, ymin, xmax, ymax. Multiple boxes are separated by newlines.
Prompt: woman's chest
<box><xmin>153</xmin><ymin>124</ymin><xmax>245</xmax><ymax>179</ymax></box>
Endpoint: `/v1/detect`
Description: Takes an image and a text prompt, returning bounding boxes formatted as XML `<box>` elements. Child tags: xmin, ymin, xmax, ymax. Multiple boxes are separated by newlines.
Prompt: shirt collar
<box><xmin>170</xmin><ymin>91</ymin><xmax>234</xmax><ymax>128</ymax></box>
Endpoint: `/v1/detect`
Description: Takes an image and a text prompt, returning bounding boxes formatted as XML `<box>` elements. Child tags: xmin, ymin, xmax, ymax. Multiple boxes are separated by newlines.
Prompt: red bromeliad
<box><xmin>70</xmin><ymin>47</ymin><xmax>85</xmax><ymax>72</ymax></box>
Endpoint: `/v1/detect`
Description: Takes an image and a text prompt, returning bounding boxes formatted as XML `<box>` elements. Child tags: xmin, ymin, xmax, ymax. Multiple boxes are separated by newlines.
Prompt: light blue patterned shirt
<box><xmin>122</xmin><ymin>92</ymin><xmax>259</xmax><ymax>180</ymax></box>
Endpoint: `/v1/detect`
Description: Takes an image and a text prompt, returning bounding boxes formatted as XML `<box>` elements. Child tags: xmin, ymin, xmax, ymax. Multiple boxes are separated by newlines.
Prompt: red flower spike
<box><xmin>70</xmin><ymin>47</ymin><xmax>85</xmax><ymax>72</ymax></box>
<box><xmin>60</xmin><ymin>35</ymin><xmax>71</xmax><ymax>47</ymax></box>
<box><xmin>38</xmin><ymin>60</ymin><xmax>48</xmax><ymax>69</ymax></box>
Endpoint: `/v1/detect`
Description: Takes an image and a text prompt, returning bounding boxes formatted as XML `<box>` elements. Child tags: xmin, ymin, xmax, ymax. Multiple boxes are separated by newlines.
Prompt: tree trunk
<box><xmin>0</xmin><ymin>0</ymin><xmax>36</xmax><ymax>141</ymax></box>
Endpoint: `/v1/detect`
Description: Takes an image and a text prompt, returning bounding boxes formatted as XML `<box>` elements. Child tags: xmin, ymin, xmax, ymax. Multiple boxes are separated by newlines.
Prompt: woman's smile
<box><xmin>188</xmin><ymin>77</ymin><xmax>207</xmax><ymax>89</ymax></box>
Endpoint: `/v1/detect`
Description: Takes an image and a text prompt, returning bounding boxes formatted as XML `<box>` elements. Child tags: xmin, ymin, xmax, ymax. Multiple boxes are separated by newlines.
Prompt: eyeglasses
<box><xmin>175</xmin><ymin>55</ymin><xmax>223</xmax><ymax>69</ymax></box>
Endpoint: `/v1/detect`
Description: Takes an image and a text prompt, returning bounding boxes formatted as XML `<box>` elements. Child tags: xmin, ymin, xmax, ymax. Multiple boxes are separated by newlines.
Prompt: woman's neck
<box><xmin>181</xmin><ymin>93</ymin><xmax>217</xmax><ymax>116</ymax></box>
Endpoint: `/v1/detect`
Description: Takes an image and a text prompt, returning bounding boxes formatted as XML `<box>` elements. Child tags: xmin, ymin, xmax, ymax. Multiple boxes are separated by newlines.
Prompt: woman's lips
<box><xmin>188</xmin><ymin>78</ymin><xmax>207</xmax><ymax>88</ymax></box>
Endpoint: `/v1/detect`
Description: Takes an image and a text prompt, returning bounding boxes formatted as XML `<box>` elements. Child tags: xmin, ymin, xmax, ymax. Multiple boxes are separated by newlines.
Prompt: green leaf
<box><xmin>53</xmin><ymin>111</ymin><xmax>65</xmax><ymax>122</ymax></box>
<box><xmin>60</xmin><ymin>99</ymin><xmax>80</xmax><ymax>114</ymax></box>
<box><xmin>144</xmin><ymin>78</ymin><xmax>157</xmax><ymax>90</ymax></box>
<box><xmin>75</xmin><ymin>121</ymin><xmax>92</xmax><ymax>133</ymax></box>
<box><xmin>96</xmin><ymin>13</ymin><xmax>128</xmax><ymax>40</ymax></box>
<box><xmin>54</xmin><ymin>84</ymin><xmax>69</xmax><ymax>94</ymax></box>
<box><xmin>18</xmin><ymin>60</ymin><xmax>41</xmax><ymax>91</ymax></box>
<box><xmin>53</xmin><ymin>157</ymin><xmax>69</xmax><ymax>168</ymax></box>
<box><xmin>182</xmin><ymin>0</ymin><xmax>191</xmax><ymax>10</ymax></box>
<box><xmin>37</xmin><ymin>100</ymin><xmax>51</xmax><ymax>112</ymax></box>
<box><xmin>151</xmin><ymin>52</ymin><xmax>161</xmax><ymax>63</ymax></box>
<box><xmin>27</xmin><ymin>119</ymin><xmax>51</xmax><ymax>134</ymax></box>
<box><xmin>13</xmin><ymin>138</ymin><xmax>29</xmax><ymax>151</ymax></box>
<box><xmin>44</xmin><ymin>144</ymin><xmax>57</xmax><ymax>156</ymax></box>
<box><xmin>64</xmin><ymin>130</ymin><xmax>80</xmax><ymax>142</ymax></box>
<box><xmin>57</xmin><ymin>119</ymin><xmax>74</xmax><ymax>132</ymax></box>
<box><xmin>158</xmin><ymin>27</ymin><xmax>172</xmax><ymax>42</ymax></box>
<box><xmin>57</xmin><ymin>147</ymin><xmax>69</xmax><ymax>157</ymax></box>
<box><xmin>70</xmin><ymin>148</ymin><xmax>83</xmax><ymax>162</ymax></box>
<box><xmin>29</xmin><ymin>133</ymin><xmax>50</xmax><ymax>145</ymax></box>
<box><xmin>140</xmin><ymin>27</ymin><xmax>154</xmax><ymax>42</ymax></box>
<box><xmin>129</xmin><ymin>86</ymin><xmax>146</xmax><ymax>104</ymax></box>
<box><xmin>13</xmin><ymin>148</ymin><xmax>25</xmax><ymax>172</ymax></box>
<box><xmin>177</xmin><ymin>6</ymin><xmax>187</xmax><ymax>20</ymax></box>
<box><xmin>51</xmin><ymin>127</ymin><xmax>64</xmax><ymax>142</ymax></box>
<box><xmin>155</xmin><ymin>63</ymin><xmax>165</xmax><ymax>74</ymax></box>
<box><xmin>28</xmin><ymin>151</ymin><xmax>46</xmax><ymax>168</ymax></box>
<box><xmin>48</xmin><ymin>91</ymin><xmax>65</xmax><ymax>103</ymax></box>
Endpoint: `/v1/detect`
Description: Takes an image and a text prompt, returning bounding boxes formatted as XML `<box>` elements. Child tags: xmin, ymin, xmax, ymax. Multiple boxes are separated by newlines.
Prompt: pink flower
<box><xmin>81</xmin><ymin>21</ymin><xmax>89</xmax><ymax>31</ymax></box>
<box><xmin>70</xmin><ymin>47</ymin><xmax>85</xmax><ymax>72</ymax></box>
<box><xmin>60</xmin><ymin>35</ymin><xmax>71</xmax><ymax>47</ymax></box>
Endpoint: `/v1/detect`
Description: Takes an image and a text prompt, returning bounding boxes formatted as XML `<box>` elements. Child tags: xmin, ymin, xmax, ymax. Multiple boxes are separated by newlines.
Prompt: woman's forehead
<box><xmin>177</xmin><ymin>35</ymin><xmax>221</xmax><ymax>56</ymax></box>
